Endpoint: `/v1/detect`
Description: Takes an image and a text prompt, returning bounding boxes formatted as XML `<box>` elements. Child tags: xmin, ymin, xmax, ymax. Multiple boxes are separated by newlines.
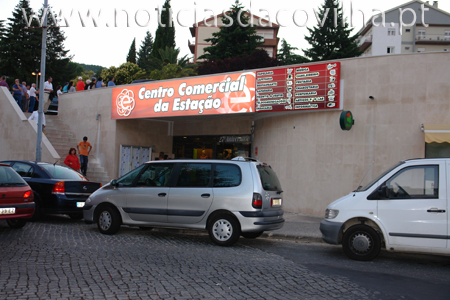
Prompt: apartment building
<box><xmin>188</xmin><ymin>13</ymin><xmax>280</xmax><ymax>63</ymax></box>
<box><xmin>358</xmin><ymin>0</ymin><xmax>450</xmax><ymax>56</ymax></box>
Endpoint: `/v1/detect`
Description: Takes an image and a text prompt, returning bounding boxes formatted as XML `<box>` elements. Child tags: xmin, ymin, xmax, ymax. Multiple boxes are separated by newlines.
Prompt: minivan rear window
<box><xmin>257</xmin><ymin>165</ymin><xmax>282</xmax><ymax>191</ymax></box>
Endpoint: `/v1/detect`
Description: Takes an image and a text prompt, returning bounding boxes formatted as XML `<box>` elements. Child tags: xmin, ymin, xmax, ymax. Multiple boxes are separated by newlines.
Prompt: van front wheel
<box><xmin>342</xmin><ymin>225</ymin><xmax>381</xmax><ymax>261</ymax></box>
<box><xmin>208</xmin><ymin>214</ymin><xmax>241</xmax><ymax>246</ymax></box>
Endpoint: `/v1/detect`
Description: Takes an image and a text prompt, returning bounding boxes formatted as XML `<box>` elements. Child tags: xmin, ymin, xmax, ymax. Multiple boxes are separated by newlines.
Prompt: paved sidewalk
<box><xmin>264</xmin><ymin>211</ymin><xmax>323</xmax><ymax>242</ymax></box>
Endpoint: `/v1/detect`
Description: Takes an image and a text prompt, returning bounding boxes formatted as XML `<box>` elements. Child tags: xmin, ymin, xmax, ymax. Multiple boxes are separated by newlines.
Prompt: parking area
<box><xmin>0</xmin><ymin>216</ymin><xmax>382</xmax><ymax>300</ymax></box>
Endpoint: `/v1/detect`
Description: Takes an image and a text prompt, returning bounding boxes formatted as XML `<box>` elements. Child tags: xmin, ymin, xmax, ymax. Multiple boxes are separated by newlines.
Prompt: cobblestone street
<box><xmin>1</xmin><ymin>216</ymin><xmax>396</xmax><ymax>299</ymax></box>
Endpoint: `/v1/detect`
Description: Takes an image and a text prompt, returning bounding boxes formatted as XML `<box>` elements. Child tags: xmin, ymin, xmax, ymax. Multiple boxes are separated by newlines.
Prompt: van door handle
<box><xmin>201</xmin><ymin>193</ymin><xmax>210</xmax><ymax>198</ymax></box>
<box><xmin>158</xmin><ymin>193</ymin><xmax>167</xmax><ymax>197</ymax></box>
<box><xmin>427</xmin><ymin>208</ymin><xmax>446</xmax><ymax>213</ymax></box>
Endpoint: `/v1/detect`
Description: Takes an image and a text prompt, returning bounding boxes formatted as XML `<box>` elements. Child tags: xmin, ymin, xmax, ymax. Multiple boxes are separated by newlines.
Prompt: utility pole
<box><xmin>35</xmin><ymin>0</ymin><xmax>48</xmax><ymax>162</ymax></box>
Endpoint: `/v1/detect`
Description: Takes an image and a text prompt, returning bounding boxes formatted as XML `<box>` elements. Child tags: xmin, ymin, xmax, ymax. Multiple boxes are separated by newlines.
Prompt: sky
<box><xmin>1</xmin><ymin>0</ymin><xmax>449</xmax><ymax>68</ymax></box>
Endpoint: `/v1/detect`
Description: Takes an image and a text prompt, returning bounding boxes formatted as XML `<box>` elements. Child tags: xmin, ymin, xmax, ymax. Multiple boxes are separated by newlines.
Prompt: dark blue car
<box><xmin>0</xmin><ymin>161</ymin><xmax>101</xmax><ymax>220</ymax></box>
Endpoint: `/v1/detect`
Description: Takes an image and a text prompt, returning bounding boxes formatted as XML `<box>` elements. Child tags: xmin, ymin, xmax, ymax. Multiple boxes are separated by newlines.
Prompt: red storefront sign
<box><xmin>255</xmin><ymin>62</ymin><xmax>341</xmax><ymax>112</ymax></box>
<box><xmin>111</xmin><ymin>71</ymin><xmax>256</xmax><ymax>119</ymax></box>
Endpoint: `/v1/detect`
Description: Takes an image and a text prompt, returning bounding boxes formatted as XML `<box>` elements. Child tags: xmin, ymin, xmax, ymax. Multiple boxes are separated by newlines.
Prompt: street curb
<box><xmin>263</xmin><ymin>232</ymin><xmax>324</xmax><ymax>243</ymax></box>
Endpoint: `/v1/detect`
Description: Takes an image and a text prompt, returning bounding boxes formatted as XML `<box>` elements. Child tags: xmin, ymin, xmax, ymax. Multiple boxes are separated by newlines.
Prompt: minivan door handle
<box><xmin>427</xmin><ymin>208</ymin><xmax>446</xmax><ymax>213</ymax></box>
<box><xmin>158</xmin><ymin>193</ymin><xmax>167</xmax><ymax>197</ymax></box>
<box><xmin>201</xmin><ymin>193</ymin><xmax>210</xmax><ymax>198</ymax></box>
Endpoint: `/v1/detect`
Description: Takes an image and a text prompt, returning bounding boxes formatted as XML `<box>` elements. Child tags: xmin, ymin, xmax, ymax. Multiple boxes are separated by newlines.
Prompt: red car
<box><xmin>0</xmin><ymin>163</ymin><xmax>35</xmax><ymax>228</ymax></box>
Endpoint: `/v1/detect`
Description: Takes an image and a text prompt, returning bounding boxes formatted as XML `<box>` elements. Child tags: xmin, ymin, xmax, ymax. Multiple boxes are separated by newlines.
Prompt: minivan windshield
<box><xmin>356</xmin><ymin>161</ymin><xmax>404</xmax><ymax>192</ymax></box>
<box><xmin>257</xmin><ymin>165</ymin><xmax>282</xmax><ymax>191</ymax></box>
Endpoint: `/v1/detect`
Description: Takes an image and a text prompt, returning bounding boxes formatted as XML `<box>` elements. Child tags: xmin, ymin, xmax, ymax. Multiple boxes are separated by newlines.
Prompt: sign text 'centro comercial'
<box><xmin>111</xmin><ymin>72</ymin><xmax>256</xmax><ymax>119</ymax></box>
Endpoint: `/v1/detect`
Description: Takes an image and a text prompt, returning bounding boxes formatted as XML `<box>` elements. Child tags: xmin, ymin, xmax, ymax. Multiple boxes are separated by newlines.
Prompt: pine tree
<box><xmin>198</xmin><ymin>1</ymin><xmax>263</xmax><ymax>61</ymax></box>
<box><xmin>127</xmin><ymin>38</ymin><xmax>137</xmax><ymax>64</ymax></box>
<box><xmin>152</xmin><ymin>0</ymin><xmax>176</xmax><ymax>60</ymax></box>
<box><xmin>137</xmin><ymin>31</ymin><xmax>154</xmax><ymax>70</ymax></box>
<box><xmin>0</xmin><ymin>0</ymin><xmax>41</xmax><ymax>85</ymax></box>
<box><xmin>277</xmin><ymin>39</ymin><xmax>309</xmax><ymax>65</ymax></box>
<box><xmin>303</xmin><ymin>0</ymin><xmax>361</xmax><ymax>61</ymax></box>
<box><xmin>40</xmin><ymin>5</ymin><xmax>73</xmax><ymax>86</ymax></box>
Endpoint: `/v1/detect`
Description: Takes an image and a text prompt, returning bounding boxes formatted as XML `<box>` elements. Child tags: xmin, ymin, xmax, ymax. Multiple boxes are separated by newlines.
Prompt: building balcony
<box><xmin>357</xmin><ymin>35</ymin><xmax>372</xmax><ymax>51</ymax></box>
<box><xmin>416</xmin><ymin>34</ymin><xmax>450</xmax><ymax>44</ymax></box>
<box><xmin>188</xmin><ymin>39</ymin><xmax>195</xmax><ymax>54</ymax></box>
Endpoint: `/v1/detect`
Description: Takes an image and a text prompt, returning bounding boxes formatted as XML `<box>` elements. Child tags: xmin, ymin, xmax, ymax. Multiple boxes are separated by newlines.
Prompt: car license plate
<box><xmin>0</xmin><ymin>207</ymin><xmax>15</xmax><ymax>214</ymax></box>
<box><xmin>272</xmin><ymin>198</ymin><xmax>282</xmax><ymax>207</ymax></box>
<box><xmin>77</xmin><ymin>202</ymin><xmax>85</xmax><ymax>208</ymax></box>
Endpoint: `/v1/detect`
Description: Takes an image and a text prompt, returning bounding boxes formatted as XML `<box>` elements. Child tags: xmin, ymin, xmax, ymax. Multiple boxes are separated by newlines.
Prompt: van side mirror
<box><xmin>378</xmin><ymin>184</ymin><xmax>389</xmax><ymax>199</ymax></box>
<box><xmin>367</xmin><ymin>184</ymin><xmax>389</xmax><ymax>200</ymax></box>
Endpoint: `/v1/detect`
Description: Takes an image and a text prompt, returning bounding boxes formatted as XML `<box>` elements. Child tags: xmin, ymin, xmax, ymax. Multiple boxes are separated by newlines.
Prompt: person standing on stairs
<box><xmin>77</xmin><ymin>137</ymin><xmax>92</xmax><ymax>177</ymax></box>
<box><xmin>64</xmin><ymin>148</ymin><xmax>81</xmax><ymax>172</ymax></box>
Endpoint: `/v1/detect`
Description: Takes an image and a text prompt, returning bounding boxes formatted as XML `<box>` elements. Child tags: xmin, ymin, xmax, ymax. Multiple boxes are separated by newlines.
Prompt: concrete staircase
<box><xmin>43</xmin><ymin>114</ymin><xmax>111</xmax><ymax>184</ymax></box>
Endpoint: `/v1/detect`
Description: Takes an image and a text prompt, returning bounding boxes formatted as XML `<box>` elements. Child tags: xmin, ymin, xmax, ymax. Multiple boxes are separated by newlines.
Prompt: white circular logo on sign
<box><xmin>116</xmin><ymin>89</ymin><xmax>135</xmax><ymax>117</ymax></box>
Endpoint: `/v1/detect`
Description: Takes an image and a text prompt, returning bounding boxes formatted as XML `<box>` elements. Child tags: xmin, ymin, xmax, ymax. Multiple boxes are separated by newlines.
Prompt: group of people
<box><xmin>64</xmin><ymin>136</ymin><xmax>92</xmax><ymax>177</ymax></box>
<box><xmin>82</xmin><ymin>76</ymin><xmax>116</xmax><ymax>90</ymax></box>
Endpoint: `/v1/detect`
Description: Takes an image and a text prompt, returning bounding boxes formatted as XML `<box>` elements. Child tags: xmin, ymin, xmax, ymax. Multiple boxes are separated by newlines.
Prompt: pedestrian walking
<box><xmin>84</xmin><ymin>79</ymin><xmax>91</xmax><ymax>90</ymax></box>
<box><xmin>95</xmin><ymin>77</ymin><xmax>105</xmax><ymax>88</ymax></box>
<box><xmin>0</xmin><ymin>76</ymin><xmax>9</xmax><ymax>89</ymax></box>
<box><xmin>12</xmin><ymin>79</ymin><xmax>23</xmax><ymax>108</ymax></box>
<box><xmin>64</xmin><ymin>148</ymin><xmax>81</xmax><ymax>172</ymax></box>
<box><xmin>43</xmin><ymin>77</ymin><xmax>53</xmax><ymax>113</ymax></box>
<box><xmin>21</xmin><ymin>81</ymin><xmax>29</xmax><ymax>112</ymax></box>
<box><xmin>68</xmin><ymin>81</ymin><xmax>75</xmax><ymax>93</ymax></box>
<box><xmin>28</xmin><ymin>109</ymin><xmax>45</xmax><ymax>133</ymax></box>
<box><xmin>77</xmin><ymin>136</ymin><xmax>92</xmax><ymax>177</ymax></box>
<box><xmin>76</xmin><ymin>77</ymin><xmax>85</xmax><ymax>91</ymax></box>
<box><xmin>28</xmin><ymin>83</ymin><xmax>37</xmax><ymax>113</ymax></box>
<box><xmin>107</xmin><ymin>76</ymin><xmax>116</xmax><ymax>87</ymax></box>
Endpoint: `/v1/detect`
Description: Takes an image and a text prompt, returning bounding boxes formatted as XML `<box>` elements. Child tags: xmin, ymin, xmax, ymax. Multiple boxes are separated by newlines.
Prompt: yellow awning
<box><xmin>423</xmin><ymin>124</ymin><xmax>450</xmax><ymax>144</ymax></box>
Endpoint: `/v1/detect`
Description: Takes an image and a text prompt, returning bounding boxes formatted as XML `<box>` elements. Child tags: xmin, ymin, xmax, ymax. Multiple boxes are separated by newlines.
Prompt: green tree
<box><xmin>0</xmin><ymin>0</ymin><xmax>41</xmax><ymax>85</ymax></box>
<box><xmin>303</xmin><ymin>0</ymin><xmax>361</xmax><ymax>61</ymax></box>
<box><xmin>146</xmin><ymin>47</ymin><xmax>196</xmax><ymax>80</ymax></box>
<box><xmin>100</xmin><ymin>62</ymin><xmax>145</xmax><ymax>85</ymax></box>
<box><xmin>137</xmin><ymin>31</ymin><xmax>154</xmax><ymax>70</ymax></box>
<box><xmin>277</xmin><ymin>39</ymin><xmax>309</xmax><ymax>65</ymax></box>
<box><xmin>39</xmin><ymin>5</ymin><xmax>74</xmax><ymax>86</ymax></box>
<box><xmin>198</xmin><ymin>1</ymin><xmax>263</xmax><ymax>61</ymax></box>
<box><xmin>127</xmin><ymin>38</ymin><xmax>137</xmax><ymax>64</ymax></box>
<box><xmin>152</xmin><ymin>0</ymin><xmax>176</xmax><ymax>60</ymax></box>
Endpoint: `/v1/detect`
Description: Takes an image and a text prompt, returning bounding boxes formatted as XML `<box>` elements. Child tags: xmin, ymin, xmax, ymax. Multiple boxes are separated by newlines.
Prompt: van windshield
<box><xmin>257</xmin><ymin>165</ymin><xmax>282</xmax><ymax>192</ymax></box>
<box><xmin>356</xmin><ymin>161</ymin><xmax>404</xmax><ymax>192</ymax></box>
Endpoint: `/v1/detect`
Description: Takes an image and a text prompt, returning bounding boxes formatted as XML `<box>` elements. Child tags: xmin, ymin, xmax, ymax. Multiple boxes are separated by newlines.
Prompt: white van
<box><xmin>320</xmin><ymin>158</ymin><xmax>449</xmax><ymax>261</ymax></box>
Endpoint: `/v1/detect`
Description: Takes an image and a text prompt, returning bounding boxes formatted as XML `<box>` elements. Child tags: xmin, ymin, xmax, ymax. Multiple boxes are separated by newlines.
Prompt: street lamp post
<box><xmin>31</xmin><ymin>71</ymin><xmax>41</xmax><ymax>89</ymax></box>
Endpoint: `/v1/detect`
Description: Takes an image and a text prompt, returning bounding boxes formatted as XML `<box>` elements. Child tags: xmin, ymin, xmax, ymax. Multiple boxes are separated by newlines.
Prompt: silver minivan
<box><xmin>83</xmin><ymin>158</ymin><xmax>284</xmax><ymax>246</ymax></box>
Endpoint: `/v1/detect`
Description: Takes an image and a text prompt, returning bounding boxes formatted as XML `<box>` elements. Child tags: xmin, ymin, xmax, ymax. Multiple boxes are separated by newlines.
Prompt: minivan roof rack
<box><xmin>231</xmin><ymin>157</ymin><xmax>259</xmax><ymax>162</ymax></box>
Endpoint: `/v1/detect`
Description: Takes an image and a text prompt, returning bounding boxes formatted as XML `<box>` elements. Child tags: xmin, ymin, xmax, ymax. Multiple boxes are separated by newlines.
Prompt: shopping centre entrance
<box><xmin>173</xmin><ymin>135</ymin><xmax>251</xmax><ymax>159</ymax></box>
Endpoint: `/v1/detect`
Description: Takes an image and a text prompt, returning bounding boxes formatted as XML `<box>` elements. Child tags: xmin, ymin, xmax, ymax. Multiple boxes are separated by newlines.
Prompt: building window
<box><xmin>417</xmin><ymin>47</ymin><xmax>425</xmax><ymax>53</ymax></box>
<box><xmin>387</xmin><ymin>47</ymin><xmax>395</xmax><ymax>54</ymax></box>
<box><xmin>445</xmin><ymin>31</ymin><xmax>450</xmax><ymax>41</ymax></box>
<box><xmin>405</xmin><ymin>47</ymin><xmax>410</xmax><ymax>50</ymax></box>
<box><xmin>417</xmin><ymin>30</ymin><xmax>426</xmax><ymax>39</ymax></box>
<box><xmin>388</xmin><ymin>28</ymin><xmax>395</xmax><ymax>36</ymax></box>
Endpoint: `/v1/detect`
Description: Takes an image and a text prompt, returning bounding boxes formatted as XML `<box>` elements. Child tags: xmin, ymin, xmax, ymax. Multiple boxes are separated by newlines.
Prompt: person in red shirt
<box><xmin>76</xmin><ymin>77</ymin><xmax>85</xmax><ymax>91</ymax></box>
<box><xmin>64</xmin><ymin>148</ymin><xmax>81</xmax><ymax>172</ymax></box>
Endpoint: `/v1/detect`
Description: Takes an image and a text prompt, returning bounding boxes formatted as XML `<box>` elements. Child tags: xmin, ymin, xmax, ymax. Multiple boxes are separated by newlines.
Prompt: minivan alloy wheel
<box><xmin>99</xmin><ymin>211</ymin><xmax>112</xmax><ymax>231</ymax></box>
<box><xmin>213</xmin><ymin>219</ymin><xmax>233</xmax><ymax>241</ymax></box>
<box><xmin>97</xmin><ymin>206</ymin><xmax>122</xmax><ymax>235</ymax></box>
<box><xmin>208</xmin><ymin>213</ymin><xmax>241</xmax><ymax>246</ymax></box>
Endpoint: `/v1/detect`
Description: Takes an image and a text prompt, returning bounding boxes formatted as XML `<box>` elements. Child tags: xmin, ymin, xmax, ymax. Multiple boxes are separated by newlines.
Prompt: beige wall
<box><xmin>253</xmin><ymin>52</ymin><xmax>450</xmax><ymax>216</ymax></box>
<box><xmin>173</xmin><ymin>116</ymin><xmax>252</xmax><ymax>136</ymax></box>
<box><xmin>0</xmin><ymin>87</ymin><xmax>59</xmax><ymax>163</ymax></box>
<box><xmin>58</xmin><ymin>88</ymin><xmax>117</xmax><ymax>178</ymax></box>
<box><xmin>6</xmin><ymin>52</ymin><xmax>448</xmax><ymax>217</ymax></box>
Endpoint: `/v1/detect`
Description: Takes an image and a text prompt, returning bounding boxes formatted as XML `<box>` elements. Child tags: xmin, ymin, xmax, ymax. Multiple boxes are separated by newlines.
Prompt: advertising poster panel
<box><xmin>255</xmin><ymin>62</ymin><xmax>341</xmax><ymax>112</ymax></box>
<box><xmin>111</xmin><ymin>72</ymin><xmax>256</xmax><ymax>119</ymax></box>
